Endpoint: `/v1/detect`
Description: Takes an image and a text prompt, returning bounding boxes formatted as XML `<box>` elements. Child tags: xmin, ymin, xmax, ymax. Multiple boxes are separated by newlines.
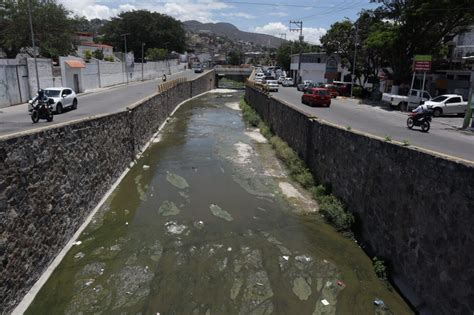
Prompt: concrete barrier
<box><xmin>0</xmin><ymin>71</ymin><xmax>216</xmax><ymax>313</ymax></box>
<box><xmin>245</xmin><ymin>85</ymin><xmax>474</xmax><ymax>314</ymax></box>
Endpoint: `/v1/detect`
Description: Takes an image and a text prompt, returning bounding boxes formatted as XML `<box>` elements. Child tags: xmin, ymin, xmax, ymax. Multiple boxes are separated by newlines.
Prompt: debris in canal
<box><xmin>143</xmin><ymin>165</ymin><xmax>150</xmax><ymax>170</ymax></box>
<box><xmin>233</xmin><ymin>141</ymin><xmax>253</xmax><ymax>165</ymax></box>
<box><xmin>225</xmin><ymin>101</ymin><xmax>241</xmax><ymax>111</ymax></box>
<box><xmin>245</xmin><ymin>129</ymin><xmax>267</xmax><ymax>143</ymax></box>
<box><xmin>158</xmin><ymin>201</ymin><xmax>181</xmax><ymax>216</ymax></box>
<box><xmin>193</xmin><ymin>220</ymin><xmax>204</xmax><ymax>229</ymax></box>
<box><xmin>108</xmin><ymin>265</ymin><xmax>154</xmax><ymax>309</ymax></box>
<box><xmin>134</xmin><ymin>174</ymin><xmax>147</xmax><ymax>201</ymax></box>
<box><xmin>165</xmin><ymin>221</ymin><xmax>187</xmax><ymax>235</ymax></box>
<box><xmin>166</xmin><ymin>172</ymin><xmax>189</xmax><ymax>189</ymax></box>
<box><xmin>209</xmin><ymin>204</ymin><xmax>234</xmax><ymax>221</ymax></box>
<box><xmin>321</xmin><ymin>299</ymin><xmax>330</xmax><ymax>306</ymax></box>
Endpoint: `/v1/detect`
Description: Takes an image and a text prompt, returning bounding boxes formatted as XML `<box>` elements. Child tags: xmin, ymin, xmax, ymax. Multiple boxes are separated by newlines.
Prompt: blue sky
<box><xmin>59</xmin><ymin>0</ymin><xmax>380</xmax><ymax>44</ymax></box>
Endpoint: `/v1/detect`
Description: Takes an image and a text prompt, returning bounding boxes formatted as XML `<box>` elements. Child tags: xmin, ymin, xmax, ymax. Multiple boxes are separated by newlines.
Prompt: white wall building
<box><xmin>452</xmin><ymin>26</ymin><xmax>474</xmax><ymax>60</ymax></box>
<box><xmin>290</xmin><ymin>53</ymin><xmax>350</xmax><ymax>83</ymax></box>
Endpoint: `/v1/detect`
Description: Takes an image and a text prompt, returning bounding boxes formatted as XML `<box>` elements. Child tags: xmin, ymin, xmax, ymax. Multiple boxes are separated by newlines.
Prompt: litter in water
<box><xmin>321</xmin><ymin>299</ymin><xmax>330</xmax><ymax>306</ymax></box>
<box><xmin>165</xmin><ymin>221</ymin><xmax>187</xmax><ymax>235</ymax></box>
<box><xmin>374</xmin><ymin>299</ymin><xmax>385</xmax><ymax>306</ymax></box>
<box><xmin>143</xmin><ymin>165</ymin><xmax>150</xmax><ymax>170</ymax></box>
<box><xmin>73</xmin><ymin>241</ymin><xmax>82</xmax><ymax>246</ymax></box>
<box><xmin>282</xmin><ymin>256</ymin><xmax>289</xmax><ymax>261</ymax></box>
<box><xmin>158</xmin><ymin>201</ymin><xmax>181</xmax><ymax>216</ymax></box>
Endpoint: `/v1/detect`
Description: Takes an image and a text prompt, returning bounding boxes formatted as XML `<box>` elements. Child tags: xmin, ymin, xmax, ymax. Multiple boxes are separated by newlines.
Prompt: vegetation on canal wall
<box><xmin>239</xmin><ymin>98</ymin><xmax>355</xmax><ymax>233</ymax></box>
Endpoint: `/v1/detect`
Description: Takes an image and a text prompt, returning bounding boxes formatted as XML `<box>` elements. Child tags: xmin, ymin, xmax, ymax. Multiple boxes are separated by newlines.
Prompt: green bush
<box><xmin>311</xmin><ymin>184</ymin><xmax>327</xmax><ymax>200</ymax></box>
<box><xmin>352</xmin><ymin>86</ymin><xmax>363</xmax><ymax>98</ymax></box>
<box><xmin>240</xmin><ymin>98</ymin><xmax>261</xmax><ymax>127</ymax></box>
<box><xmin>319</xmin><ymin>195</ymin><xmax>354</xmax><ymax>231</ymax></box>
<box><xmin>92</xmin><ymin>49</ymin><xmax>104</xmax><ymax>60</ymax></box>
<box><xmin>373</xmin><ymin>257</ymin><xmax>388</xmax><ymax>281</ymax></box>
<box><xmin>83</xmin><ymin>49</ymin><xmax>92</xmax><ymax>61</ymax></box>
<box><xmin>258</xmin><ymin>121</ymin><xmax>272</xmax><ymax>139</ymax></box>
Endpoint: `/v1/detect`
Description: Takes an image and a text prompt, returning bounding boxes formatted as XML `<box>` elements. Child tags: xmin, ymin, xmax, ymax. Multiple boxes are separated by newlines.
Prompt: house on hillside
<box><xmin>75</xmin><ymin>32</ymin><xmax>114</xmax><ymax>59</ymax></box>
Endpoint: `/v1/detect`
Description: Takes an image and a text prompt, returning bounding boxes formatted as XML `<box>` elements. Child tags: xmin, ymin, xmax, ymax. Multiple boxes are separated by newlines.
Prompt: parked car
<box><xmin>262</xmin><ymin>76</ymin><xmax>275</xmax><ymax>83</ymax></box>
<box><xmin>424</xmin><ymin>94</ymin><xmax>468</xmax><ymax>117</ymax></box>
<box><xmin>282</xmin><ymin>78</ymin><xmax>295</xmax><ymax>87</ymax></box>
<box><xmin>297</xmin><ymin>80</ymin><xmax>315</xmax><ymax>92</ymax></box>
<box><xmin>332</xmin><ymin>81</ymin><xmax>351</xmax><ymax>96</ymax></box>
<box><xmin>324</xmin><ymin>84</ymin><xmax>340</xmax><ymax>98</ymax></box>
<box><xmin>28</xmin><ymin>87</ymin><xmax>77</xmax><ymax>114</ymax></box>
<box><xmin>301</xmin><ymin>88</ymin><xmax>331</xmax><ymax>107</ymax></box>
<box><xmin>382</xmin><ymin>89</ymin><xmax>431</xmax><ymax>110</ymax></box>
<box><xmin>265</xmin><ymin>80</ymin><xmax>279</xmax><ymax>92</ymax></box>
<box><xmin>194</xmin><ymin>66</ymin><xmax>204</xmax><ymax>73</ymax></box>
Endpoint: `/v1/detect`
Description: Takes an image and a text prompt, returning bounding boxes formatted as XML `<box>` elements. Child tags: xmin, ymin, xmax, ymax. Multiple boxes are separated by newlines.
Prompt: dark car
<box><xmin>324</xmin><ymin>84</ymin><xmax>340</xmax><ymax>98</ymax></box>
<box><xmin>194</xmin><ymin>66</ymin><xmax>204</xmax><ymax>73</ymax></box>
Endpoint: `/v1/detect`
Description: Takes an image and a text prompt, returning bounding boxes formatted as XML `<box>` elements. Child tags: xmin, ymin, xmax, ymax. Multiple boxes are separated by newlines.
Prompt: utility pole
<box><xmin>350</xmin><ymin>21</ymin><xmax>359</xmax><ymax>98</ymax></box>
<box><xmin>141</xmin><ymin>42</ymin><xmax>146</xmax><ymax>81</ymax></box>
<box><xmin>290</xmin><ymin>21</ymin><xmax>303</xmax><ymax>84</ymax></box>
<box><xmin>121</xmin><ymin>33</ymin><xmax>131</xmax><ymax>84</ymax></box>
<box><xmin>461</xmin><ymin>56</ymin><xmax>474</xmax><ymax>129</ymax></box>
<box><xmin>279</xmin><ymin>33</ymin><xmax>287</xmax><ymax>40</ymax></box>
<box><xmin>27</xmin><ymin>0</ymin><xmax>40</xmax><ymax>91</ymax></box>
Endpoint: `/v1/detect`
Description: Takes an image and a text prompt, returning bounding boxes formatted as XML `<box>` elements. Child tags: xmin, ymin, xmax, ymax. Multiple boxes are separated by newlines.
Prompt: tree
<box><xmin>100</xmin><ymin>10</ymin><xmax>185</xmax><ymax>56</ymax></box>
<box><xmin>92</xmin><ymin>49</ymin><xmax>104</xmax><ymax>60</ymax></box>
<box><xmin>371</xmin><ymin>0</ymin><xmax>474</xmax><ymax>83</ymax></box>
<box><xmin>146</xmin><ymin>47</ymin><xmax>167</xmax><ymax>61</ymax></box>
<box><xmin>227</xmin><ymin>50</ymin><xmax>242</xmax><ymax>65</ymax></box>
<box><xmin>0</xmin><ymin>0</ymin><xmax>76</xmax><ymax>59</ymax></box>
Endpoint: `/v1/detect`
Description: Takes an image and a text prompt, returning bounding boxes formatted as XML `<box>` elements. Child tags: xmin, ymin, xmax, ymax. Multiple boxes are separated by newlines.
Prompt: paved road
<box><xmin>272</xmin><ymin>87</ymin><xmax>473</xmax><ymax>162</ymax></box>
<box><xmin>0</xmin><ymin>70</ymin><xmax>207</xmax><ymax>137</ymax></box>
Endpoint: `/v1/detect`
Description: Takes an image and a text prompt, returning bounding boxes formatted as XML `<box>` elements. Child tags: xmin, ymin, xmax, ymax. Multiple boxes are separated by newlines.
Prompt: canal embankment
<box><xmin>245</xmin><ymin>85</ymin><xmax>474</xmax><ymax>314</ymax></box>
<box><xmin>0</xmin><ymin>71</ymin><xmax>215</xmax><ymax>313</ymax></box>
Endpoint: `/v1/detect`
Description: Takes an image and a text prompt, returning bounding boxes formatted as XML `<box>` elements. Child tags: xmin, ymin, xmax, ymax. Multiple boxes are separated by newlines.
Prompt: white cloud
<box><xmin>254</xmin><ymin>22</ymin><xmax>326</xmax><ymax>45</ymax></box>
<box><xmin>269</xmin><ymin>12</ymin><xmax>288</xmax><ymax>17</ymax></box>
<box><xmin>59</xmin><ymin>0</ymin><xmax>231</xmax><ymax>22</ymax></box>
<box><xmin>221</xmin><ymin>12</ymin><xmax>255</xmax><ymax>19</ymax></box>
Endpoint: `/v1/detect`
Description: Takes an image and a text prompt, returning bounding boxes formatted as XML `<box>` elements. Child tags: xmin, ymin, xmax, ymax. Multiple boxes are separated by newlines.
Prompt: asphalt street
<box><xmin>273</xmin><ymin>86</ymin><xmax>473</xmax><ymax>162</ymax></box>
<box><xmin>0</xmin><ymin>70</ymin><xmax>206</xmax><ymax>137</ymax></box>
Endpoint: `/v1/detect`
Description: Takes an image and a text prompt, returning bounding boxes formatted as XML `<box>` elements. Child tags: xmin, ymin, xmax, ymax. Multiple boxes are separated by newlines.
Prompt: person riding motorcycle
<box><xmin>412</xmin><ymin>103</ymin><xmax>432</xmax><ymax>122</ymax></box>
<box><xmin>31</xmin><ymin>89</ymin><xmax>49</xmax><ymax>105</ymax></box>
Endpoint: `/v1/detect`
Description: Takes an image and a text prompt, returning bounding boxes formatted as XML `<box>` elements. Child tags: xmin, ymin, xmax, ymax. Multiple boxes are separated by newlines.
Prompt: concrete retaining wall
<box><xmin>0</xmin><ymin>71</ymin><xmax>216</xmax><ymax>313</ymax></box>
<box><xmin>245</xmin><ymin>86</ymin><xmax>474</xmax><ymax>314</ymax></box>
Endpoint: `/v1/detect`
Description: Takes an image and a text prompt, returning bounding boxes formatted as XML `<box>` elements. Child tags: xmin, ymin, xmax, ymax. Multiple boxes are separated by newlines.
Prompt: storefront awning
<box><xmin>65</xmin><ymin>60</ymin><xmax>85</xmax><ymax>68</ymax></box>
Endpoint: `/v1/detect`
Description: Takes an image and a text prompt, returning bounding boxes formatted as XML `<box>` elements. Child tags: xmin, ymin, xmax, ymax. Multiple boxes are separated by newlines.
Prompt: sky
<box><xmin>58</xmin><ymin>0</ymin><xmax>380</xmax><ymax>44</ymax></box>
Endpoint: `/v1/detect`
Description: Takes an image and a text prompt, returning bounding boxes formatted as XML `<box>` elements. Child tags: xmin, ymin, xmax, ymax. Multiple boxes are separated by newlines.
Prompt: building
<box><xmin>451</xmin><ymin>26</ymin><xmax>474</xmax><ymax>61</ymax></box>
<box><xmin>289</xmin><ymin>52</ymin><xmax>350</xmax><ymax>83</ymax></box>
<box><xmin>75</xmin><ymin>32</ymin><xmax>114</xmax><ymax>59</ymax></box>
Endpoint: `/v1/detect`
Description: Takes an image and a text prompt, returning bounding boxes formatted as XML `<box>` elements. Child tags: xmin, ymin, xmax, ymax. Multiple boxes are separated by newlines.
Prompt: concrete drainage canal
<box><xmin>24</xmin><ymin>89</ymin><xmax>412</xmax><ymax>314</ymax></box>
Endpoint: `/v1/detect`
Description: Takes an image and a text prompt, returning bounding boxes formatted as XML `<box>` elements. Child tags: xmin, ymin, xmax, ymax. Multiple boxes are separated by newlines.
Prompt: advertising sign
<box><xmin>414</xmin><ymin>55</ymin><xmax>432</xmax><ymax>71</ymax></box>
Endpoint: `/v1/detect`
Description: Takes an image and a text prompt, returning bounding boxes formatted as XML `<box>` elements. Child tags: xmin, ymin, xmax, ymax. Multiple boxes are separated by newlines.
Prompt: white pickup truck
<box><xmin>382</xmin><ymin>89</ymin><xmax>431</xmax><ymax>110</ymax></box>
<box><xmin>424</xmin><ymin>94</ymin><xmax>468</xmax><ymax>117</ymax></box>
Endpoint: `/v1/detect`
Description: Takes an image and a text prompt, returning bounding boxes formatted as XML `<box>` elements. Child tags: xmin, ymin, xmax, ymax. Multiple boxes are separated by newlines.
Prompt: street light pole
<box><xmin>350</xmin><ymin>21</ymin><xmax>359</xmax><ymax>98</ymax></box>
<box><xmin>27</xmin><ymin>0</ymin><xmax>40</xmax><ymax>91</ymax></box>
<box><xmin>121</xmin><ymin>33</ymin><xmax>131</xmax><ymax>84</ymax></box>
<box><xmin>141</xmin><ymin>43</ymin><xmax>146</xmax><ymax>81</ymax></box>
<box><xmin>461</xmin><ymin>56</ymin><xmax>474</xmax><ymax>129</ymax></box>
<box><xmin>290</xmin><ymin>21</ymin><xmax>303</xmax><ymax>84</ymax></box>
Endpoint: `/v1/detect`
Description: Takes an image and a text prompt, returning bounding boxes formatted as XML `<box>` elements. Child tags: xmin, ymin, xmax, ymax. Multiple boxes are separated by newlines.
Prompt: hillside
<box><xmin>183</xmin><ymin>20</ymin><xmax>283</xmax><ymax>48</ymax></box>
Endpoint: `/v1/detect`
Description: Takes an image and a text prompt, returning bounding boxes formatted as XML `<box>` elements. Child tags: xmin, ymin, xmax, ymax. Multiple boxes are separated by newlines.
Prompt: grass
<box><xmin>384</xmin><ymin>135</ymin><xmax>392</xmax><ymax>142</ymax></box>
<box><xmin>402</xmin><ymin>139</ymin><xmax>410</xmax><ymax>146</ymax></box>
<box><xmin>239</xmin><ymin>96</ymin><xmax>355</xmax><ymax>233</ymax></box>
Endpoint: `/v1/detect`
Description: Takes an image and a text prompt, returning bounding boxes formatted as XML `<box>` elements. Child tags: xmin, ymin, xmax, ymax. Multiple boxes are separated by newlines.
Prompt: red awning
<box><xmin>65</xmin><ymin>60</ymin><xmax>85</xmax><ymax>68</ymax></box>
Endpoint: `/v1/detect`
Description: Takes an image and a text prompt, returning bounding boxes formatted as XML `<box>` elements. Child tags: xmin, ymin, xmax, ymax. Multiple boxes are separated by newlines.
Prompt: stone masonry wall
<box><xmin>0</xmin><ymin>71</ymin><xmax>215</xmax><ymax>313</ymax></box>
<box><xmin>245</xmin><ymin>86</ymin><xmax>474</xmax><ymax>314</ymax></box>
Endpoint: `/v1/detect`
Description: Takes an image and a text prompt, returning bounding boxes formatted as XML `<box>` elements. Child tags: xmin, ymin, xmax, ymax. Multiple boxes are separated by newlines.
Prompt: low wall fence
<box><xmin>0</xmin><ymin>71</ymin><xmax>216</xmax><ymax>313</ymax></box>
<box><xmin>244</xmin><ymin>85</ymin><xmax>474</xmax><ymax>315</ymax></box>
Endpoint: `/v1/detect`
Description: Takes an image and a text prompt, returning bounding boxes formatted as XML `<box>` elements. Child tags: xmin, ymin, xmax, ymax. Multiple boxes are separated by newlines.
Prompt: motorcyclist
<box><xmin>412</xmin><ymin>103</ymin><xmax>432</xmax><ymax>122</ymax></box>
<box><xmin>32</xmin><ymin>89</ymin><xmax>48</xmax><ymax>105</ymax></box>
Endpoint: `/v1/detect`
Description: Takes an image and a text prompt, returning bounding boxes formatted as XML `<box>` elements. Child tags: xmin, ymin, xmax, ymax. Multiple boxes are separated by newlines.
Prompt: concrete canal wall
<box><xmin>0</xmin><ymin>71</ymin><xmax>216</xmax><ymax>313</ymax></box>
<box><xmin>245</xmin><ymin>86</ymin><xmax>474</xmax><ymax>314</ymax></box>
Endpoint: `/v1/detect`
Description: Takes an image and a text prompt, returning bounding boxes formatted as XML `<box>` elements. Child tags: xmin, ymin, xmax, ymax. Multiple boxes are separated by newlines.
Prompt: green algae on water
<box><xmin>166</xmin><ymin>173</ymin><xmax>189</xmax><ymax>189</ymax></box>
<box><xmin>158</xmin><ymin>201</ymin><xmax>181</xmax><ymax>216</ymax></box>
<box><xmin>209</xmin><ymin>204</ymin><xmax>233</xmax><ymax>221</ymax></box>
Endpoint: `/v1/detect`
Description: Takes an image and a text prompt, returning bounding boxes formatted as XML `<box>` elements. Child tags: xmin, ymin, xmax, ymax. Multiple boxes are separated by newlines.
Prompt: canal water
<box><xmin>26</xmin><ymin>90</ymin><xmax>412</xmax><ymax>314</ymax></box>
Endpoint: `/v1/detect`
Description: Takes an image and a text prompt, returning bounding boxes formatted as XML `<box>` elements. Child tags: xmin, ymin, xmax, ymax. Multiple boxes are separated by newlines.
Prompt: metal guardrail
<box><xmin>157</xmin><ymin>77</ymin><xmax>188</xmax><ymax>94</ymax></box>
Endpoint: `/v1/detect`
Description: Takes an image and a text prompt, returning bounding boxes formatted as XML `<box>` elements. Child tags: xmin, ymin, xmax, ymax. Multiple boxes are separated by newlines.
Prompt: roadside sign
<box><xmin>325</xmin><ymin>55</ymin><xmax>338</xmax><ymax>81</ymax></box>
<box><xmin>414</xmin><ymin>55</ymin><xmax>432</xmax><ymax>71</ymax></box>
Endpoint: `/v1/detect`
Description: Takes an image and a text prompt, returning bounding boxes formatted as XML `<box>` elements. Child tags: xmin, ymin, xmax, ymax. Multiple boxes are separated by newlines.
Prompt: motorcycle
<box><xmin>406</xmin><ymin>111</ymin><xmax>432</xmax><ymax>132</ymax></box>
<box><xmin>30</xmin><ymin>98</ymin><xmax>54</xmax><ymax>123</ymax></box>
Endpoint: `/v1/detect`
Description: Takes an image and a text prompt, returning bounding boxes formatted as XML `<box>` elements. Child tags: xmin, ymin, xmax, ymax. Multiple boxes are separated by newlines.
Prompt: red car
<box><xmin>301</xmin><ymin>88</ymin><xmax>331</xmax><ymax>107</ymax></box>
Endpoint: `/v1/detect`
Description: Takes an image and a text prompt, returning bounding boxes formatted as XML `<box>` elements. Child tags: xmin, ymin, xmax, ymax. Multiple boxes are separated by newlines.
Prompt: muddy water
<box><xmin>26</xmin><ymin>90</ymin><xmax>412</xmax><ymax>315</ymax></box>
